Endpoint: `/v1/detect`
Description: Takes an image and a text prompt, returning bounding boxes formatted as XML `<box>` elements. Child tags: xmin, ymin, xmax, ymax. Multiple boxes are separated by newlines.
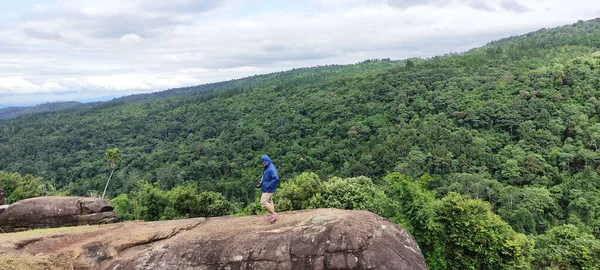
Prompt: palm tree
<box><xmin>102</xmin><ymin>148</ymin><xmax>123</xmax><ymax>199</ymax></box>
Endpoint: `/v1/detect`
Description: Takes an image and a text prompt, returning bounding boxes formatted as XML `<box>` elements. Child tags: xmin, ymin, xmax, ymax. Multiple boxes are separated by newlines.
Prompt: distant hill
<box><xmin>0</xmin><ymin>62</ymin><xmax>396</xmax><ymax>120</ymax></box>
<box><xmin>0</xmin><ymin>101</ymin><xmax>86</xmax><ymax>120</ymax></box>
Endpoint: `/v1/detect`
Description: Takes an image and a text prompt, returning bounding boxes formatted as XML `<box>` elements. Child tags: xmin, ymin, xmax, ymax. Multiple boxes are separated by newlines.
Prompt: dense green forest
<box><xmin>2</xmin><ymin>18</ymin><xmax>600</xmax><ymax>269</ymax></box>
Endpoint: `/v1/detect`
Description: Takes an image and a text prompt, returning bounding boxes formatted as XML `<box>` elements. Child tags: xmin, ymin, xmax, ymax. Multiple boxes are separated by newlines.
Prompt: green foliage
<box><xmin>381</xmin><ymin>173</ymin><xmax>443</xmax><ymax>268</ymax></box>
<box><xmin>105</xmin><ymin>148</ymin><xmax>123</xmax><ymax>168</ymax></box>
<box><xmin>275</xmin><ymin>172</ymin><xmax>384</xmax><ymax>214</ymax></box>
<box><xmin>321</xmin><ymin>176</ymin><xmax>384</xmax><ymax>213</ymax></box>
<box><xmin>114</xmin><ymin>181</ymin><xmax>236</xmax><ymax>221</ymax></box>
<box><xmin>382</xmin><ymin>174</ymin><xmax>534</xmax><ymax>269</ymax></box>
<box><xmin>436</xmin><ymin>193</ymin><xmax>534</xmax><ymax>270</ymax></box>
<box><xmin>532</xmin><ymin>224</ymin><xmax>600</xmax><ymax>270</ymax></box>
<box><xmin>497</xmin><ymin>186</ymin><xmax>560</xmax><ymax>235</ymax></box>
<box><xmin>0</xmin><ymin>171</ymin><xmax>55</xmax><ymax>204</ymax></box>
<box><xmin>111</xmin><ymin>193</ymin><xmax>134</xmax><ymax>221</ymax></box>
<box><xmin>132</xmin><ymin>181</ymin><xmax>168</xmax><ymax>221</ymax></box>
<box><xmin>102</xmin><ymin>148</ymin><xmax>123</xmax><ymax>199</ymax></box>
<box><xmin>276</xmin><ymin>172</ymin><xmax>324</xmax><ymax>210</ymax></box>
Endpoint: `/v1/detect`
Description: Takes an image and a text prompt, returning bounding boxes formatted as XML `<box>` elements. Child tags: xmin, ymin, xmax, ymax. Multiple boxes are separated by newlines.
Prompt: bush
<box><xmin>0</xmin><ymin>171</ymin><xmax>55</xmax><ymax>204</ymax></box>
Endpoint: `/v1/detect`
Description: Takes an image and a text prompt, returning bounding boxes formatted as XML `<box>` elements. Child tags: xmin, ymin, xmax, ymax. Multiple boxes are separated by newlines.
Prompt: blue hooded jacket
<box><xmin>261</xmin><ymin>155</ymin><xmax>279</xmax><ymax>193</ymax></box>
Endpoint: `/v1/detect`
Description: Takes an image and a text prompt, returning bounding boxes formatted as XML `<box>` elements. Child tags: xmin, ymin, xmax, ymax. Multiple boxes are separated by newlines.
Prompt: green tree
<box><xmin>381</xmin><ymin>173</ymin><xmax>442</xmax><ymax>268</ymax></box>
<box><xmin>0</xmin><ymin>171</ymin><xmax>55</xmax><ymax>204</ymax></box>
<box><xmin>102</xmin><ymin>148</ymin><xmax>123</xmax><ymax>199</ymax></box>
<box><xmin>533</xmin><ymin>224</ymin><xmax>600</xmax><ymax>270</ymax></box>
<box><xmin>111</xmin><ymin>193</ymin><xmax>134</xmax><ymax>220</ymax></box>
<box><xmin>436</xmin><ymin>193</ymin><xmax>533</xmax><ymax>270</ymax></box>
<box><xmin>276</xmin><ymin>172</ymin><xmax>325</xmax><ymax>211</ymax></box>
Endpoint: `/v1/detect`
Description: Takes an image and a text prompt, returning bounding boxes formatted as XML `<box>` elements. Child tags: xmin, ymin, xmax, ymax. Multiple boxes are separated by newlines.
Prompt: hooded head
<box><xmin>261</xmin><ymin>155</ymin><xmax>271</xmax><ymax>167</ymax></box>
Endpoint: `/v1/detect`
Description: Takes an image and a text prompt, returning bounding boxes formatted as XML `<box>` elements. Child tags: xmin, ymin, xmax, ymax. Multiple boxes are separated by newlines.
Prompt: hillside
<box><xmin>0</xmin><ymin>102</ymin><xmax>86</xmax><ymax>120</ymax></box>
<box><xmin>1</xmin><ymin>20</ymin><xmax>600</xmax><ymax>197</ymax></box>
<box><xmin>1</xmin><ymin>18</ymin><xmax>600</xmax><ymax>269</ymax></box>
<box><xmin>0</xmin><ymin>58</ymin><xmax>404</xmax><ymax>199</ymax></box>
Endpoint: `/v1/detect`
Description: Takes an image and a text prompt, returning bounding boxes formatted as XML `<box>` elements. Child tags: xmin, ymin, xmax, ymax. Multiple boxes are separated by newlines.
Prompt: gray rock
<box><xmin>0</xmin><ymin>196</ymin><xmax>120</xmax><ymax>232</ymax></box>
<box><xmin>105</xmin><ymin>209</ymin><xmax>427</xmax><ymax>270</ymax></box>
<box><xmin>0</xmin><ymin>209</ymin><xmax>426</xmax><ymax>270</ymax></box>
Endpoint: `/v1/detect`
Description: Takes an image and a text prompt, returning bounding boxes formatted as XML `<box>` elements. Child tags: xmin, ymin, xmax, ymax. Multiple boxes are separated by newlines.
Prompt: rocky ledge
<box><xmin>0</xmin><ymin>209</ymin><xmax>426</xmax><ymax>270</ymax></box>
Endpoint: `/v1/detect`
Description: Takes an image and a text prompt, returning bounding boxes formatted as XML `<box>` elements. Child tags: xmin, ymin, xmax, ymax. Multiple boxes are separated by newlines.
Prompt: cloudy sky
<box><xmin>1</xmin><ymin>0</ymin><xmax>599</xmax><ymax>106</ymax></box>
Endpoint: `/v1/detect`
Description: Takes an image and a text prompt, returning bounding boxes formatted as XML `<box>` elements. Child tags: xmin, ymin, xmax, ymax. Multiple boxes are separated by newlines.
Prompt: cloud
<box><xmin>0</xmin><ymin>74</ymin><xmax>203</xmax><ymax>96</ymax></box>
<box><xmin>377</xmin><ymin>0</ymin><xmax>450</xmax><ymax>9</ymax></box>
<box><xmin>14</xmin><ymin>0</ymin><xmax>227</xmax><ymax>41</ymax></box>
<box><xmin>1</xmin><ymin>0</ymin><xmax>600</xmax><ymax>106</ymax></box>
<box><xmin>500</xmin><ymin>0</ymin><xmax>530</xmax><ymax>13</ymax></box>
<box><xmin>374</xmin><ymin>0</ymin><xmax>532</xmax><ymax>13</ymax></box>
<box><xmin>23</xmin><ymin>27</ymin><xmax>63</xmax><ymax>40</ymax></box>
<box><xmin>138</xmin><ymin>0</ymin><xmax>224</xmax><ymax>13</ymax></box>
<box><xmin>0</xmin><ymin>77</ymin><xmax>66</xmax><ymax>94</ymax></box>
<box><xmin>118</xmin><ymin>33</ymin><xmax>143</xmax><ymax>44</ymax></box>
<box><xmin>470</xmin><ymin>0</ymin><xmax>497</xmax><ymax>11</ymax></box>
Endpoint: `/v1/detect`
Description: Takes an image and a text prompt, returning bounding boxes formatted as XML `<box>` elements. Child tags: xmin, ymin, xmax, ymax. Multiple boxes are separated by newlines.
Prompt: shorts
<box><xmin>260</xmin><ymin>192</ymin><xmax>274</xmax><ymax>207</ymax></box>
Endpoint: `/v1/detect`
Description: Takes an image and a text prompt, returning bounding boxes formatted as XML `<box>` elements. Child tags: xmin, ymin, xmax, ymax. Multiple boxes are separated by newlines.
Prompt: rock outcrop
<box><xmin>0</xmin><ymin>196</ymin><xmax>120</xmax><ymax>232</ymax></box>
<box><xmin>0</xmin><ymin>209</ymin><xmax>426</xmax><ymax>270</ymax></box>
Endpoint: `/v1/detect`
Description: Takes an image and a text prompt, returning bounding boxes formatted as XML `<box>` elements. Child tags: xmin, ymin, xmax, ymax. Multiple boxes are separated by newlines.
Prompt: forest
<box><xmin>2</xmin><ymin>18</ymin><xmax>600</xmax><ymax>269</ymax></box>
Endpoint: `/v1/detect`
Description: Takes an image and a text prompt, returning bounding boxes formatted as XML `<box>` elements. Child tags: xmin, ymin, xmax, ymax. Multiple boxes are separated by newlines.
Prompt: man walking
<box><xmin>260</xmin><ymin>155</ymin><xmax>279</xmax><ymax>223</ymax></box>
<box><xmin>0</xmin><ymin>182</ymin><xmax>4</xmax><ymax>205</ymax></box>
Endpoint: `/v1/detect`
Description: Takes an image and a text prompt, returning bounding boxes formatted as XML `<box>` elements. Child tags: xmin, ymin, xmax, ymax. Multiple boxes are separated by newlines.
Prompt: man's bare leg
<box><xmin>265</xmin><ymin>203</ymin><xmax>277</xmax><ymax>222</ymax></box>
<box><xmin>264</xmin><ymin>204</ymin><xmax>276</xmax><ymax>216</ymax></box>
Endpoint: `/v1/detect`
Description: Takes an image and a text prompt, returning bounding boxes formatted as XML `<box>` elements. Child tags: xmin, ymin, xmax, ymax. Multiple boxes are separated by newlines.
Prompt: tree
<box><xmin>381</xmin><ymin>173</ymin><xmax>443</xmax><ymax>268</ymax></box>
<box><xmin>0</xmin><ymin>171</ymin><xmax>55</xmax><ymax>204</ymax></box>
<box><xmin>102</xmin><ymin>148</ymin><xmax>123</xmax><ymax>199</ymax></box>
<box><xmin>532</xmin><ymin>224</ymin><xmax>600</xmax><ymax>270</ymax></box>
<box><xmin>436</xmin><ymin>193</ymin><xmax>533</xmax><ymax>270</ymax></box>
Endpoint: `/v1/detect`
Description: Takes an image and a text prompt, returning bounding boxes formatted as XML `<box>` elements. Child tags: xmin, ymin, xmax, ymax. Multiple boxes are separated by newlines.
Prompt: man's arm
<box><xmin>256</xmin><ymin>173</ymin><xmax>263</xmax><ymax>188</ymax></box>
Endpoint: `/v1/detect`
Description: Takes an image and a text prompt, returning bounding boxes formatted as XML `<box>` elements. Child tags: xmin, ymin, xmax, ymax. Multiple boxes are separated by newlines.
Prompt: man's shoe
<box><xmin>267</xmin><ymin>214</ymin><xmax>278</xmax><ymax>223</ymax></box>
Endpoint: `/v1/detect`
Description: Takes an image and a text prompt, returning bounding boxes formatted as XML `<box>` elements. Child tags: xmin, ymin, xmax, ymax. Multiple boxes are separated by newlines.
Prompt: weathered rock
<box><xmin>0</xmin><ymin>209</ymin><xmax>426</xmax><ymax>270</ymax></box>
<box><xmin>0</xmin><ymin>196</ymin><xmax>120</xmax><ymax>232</ymax></box>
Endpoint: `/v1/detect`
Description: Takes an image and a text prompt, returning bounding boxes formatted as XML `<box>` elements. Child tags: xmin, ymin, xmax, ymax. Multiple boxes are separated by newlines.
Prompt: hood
<box><xmin>261</xmin><ymin>155</ymin><xmax>271</xmax><ymax>167</ymax></box>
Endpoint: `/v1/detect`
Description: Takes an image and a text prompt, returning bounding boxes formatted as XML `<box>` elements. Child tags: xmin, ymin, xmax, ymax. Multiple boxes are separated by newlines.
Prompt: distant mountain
<box><xmin>115</xmin><ymin>62</ymin><xmax>392</xmax><ymax>104</ymax></box>
<box><xmin>0</xmin><ymin>63</ymin><xmax>392</xmax><ymax>120</ymax></box>
<box><xmin>0</xmin><ymin>101</ymin><xmax>86</xmax><ymax>120</ymax></box>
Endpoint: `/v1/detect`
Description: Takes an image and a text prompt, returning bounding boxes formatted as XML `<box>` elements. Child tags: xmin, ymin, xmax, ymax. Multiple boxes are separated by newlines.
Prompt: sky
<box><xmin>1</xmin><ymin>0</ymin><xmax>599</xmax><ymax>107</ymax></box>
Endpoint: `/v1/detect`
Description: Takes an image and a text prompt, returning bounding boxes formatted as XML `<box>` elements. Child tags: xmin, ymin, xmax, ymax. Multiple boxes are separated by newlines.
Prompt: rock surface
<box><xmin>0</xmin><ymin>209</ymin><xmax>426</xmax><ymax>270</ymax></box>
<box><xmin>0</xmin><ymin>196</ymin><xmax>120</xmax><ymax>232</ymax></box>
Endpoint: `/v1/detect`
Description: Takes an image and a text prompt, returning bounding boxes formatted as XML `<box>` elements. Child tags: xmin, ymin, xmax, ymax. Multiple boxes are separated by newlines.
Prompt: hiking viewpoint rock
<box><xmin>0</xmin><ymin>208</ymin><xmax>426</xmax><ymax>269</ymax></box>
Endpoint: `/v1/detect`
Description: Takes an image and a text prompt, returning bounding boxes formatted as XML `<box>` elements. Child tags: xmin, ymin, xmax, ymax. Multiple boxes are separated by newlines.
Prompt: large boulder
<box><xmin>0</xmin><ymin>209</ymin><xmax>426</xmax><ymax>269</ymax></box>
<box><xmin>0</xmin><ymin>196</ymin><xmax>120</xmax><ymax>232</ymax></box>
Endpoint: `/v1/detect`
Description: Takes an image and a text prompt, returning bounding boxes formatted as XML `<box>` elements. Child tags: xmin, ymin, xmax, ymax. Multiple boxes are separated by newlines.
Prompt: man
<box><xmin>259</xmin><ymin>155</ymin><xmax>279</xmax><ymax>223</ymax></box>
<box><xmin>0</xmin><ymin>182</ymin><xmax>4</xmax><ymax>205</ymax></box>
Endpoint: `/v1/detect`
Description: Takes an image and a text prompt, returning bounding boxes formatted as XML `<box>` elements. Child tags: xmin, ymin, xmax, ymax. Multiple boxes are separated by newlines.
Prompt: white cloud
<box><xmin>118</xmin><ymin>33</ymin><xmax>143</xmax><ymax>44</ymax></box>
<box><xmin>0</xmin><ymin>77</ymin><xmax>67</xmax><ymax>94</ymax></box>
<box><xmin>1</xmin><ymin>0</ymin><xmax>600</xmax><ymax>106</ymax></box>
